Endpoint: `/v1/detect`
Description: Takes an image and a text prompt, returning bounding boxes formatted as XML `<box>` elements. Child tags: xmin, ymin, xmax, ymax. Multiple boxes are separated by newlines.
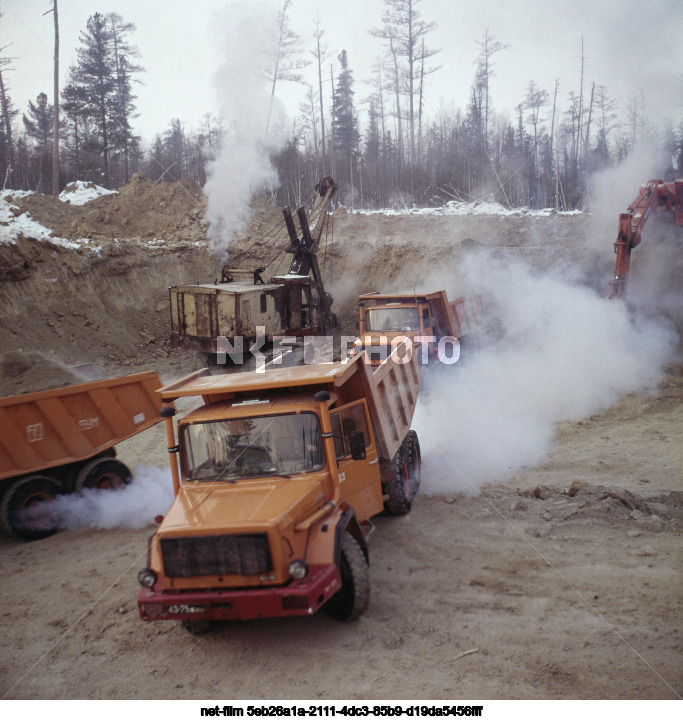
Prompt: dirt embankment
<box><xmin>0</xmin><ymin>177</ymin><xmax>592</xmax><ymax>386</ymax></box>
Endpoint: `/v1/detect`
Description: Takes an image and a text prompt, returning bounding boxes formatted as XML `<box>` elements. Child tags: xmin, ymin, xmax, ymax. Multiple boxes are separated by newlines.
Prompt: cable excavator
<box><xmin>169</xmin><ymin>177</ymin><xmax>338</xmax><ymax>367</ymax></box>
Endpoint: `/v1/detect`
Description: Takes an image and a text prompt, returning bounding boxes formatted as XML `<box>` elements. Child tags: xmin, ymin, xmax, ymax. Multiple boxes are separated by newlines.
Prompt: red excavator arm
<box><xmin>608</xmin><ymin>179</ymin><xmax>682</xmax><ymax>298</ymax></box>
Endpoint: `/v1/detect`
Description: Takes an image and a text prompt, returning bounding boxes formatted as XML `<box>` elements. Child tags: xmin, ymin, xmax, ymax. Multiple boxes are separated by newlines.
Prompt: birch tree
<box><xmin>265</xmin><ymin>0</ymin><xmax>310</xmax><ymax>135</ymax></box>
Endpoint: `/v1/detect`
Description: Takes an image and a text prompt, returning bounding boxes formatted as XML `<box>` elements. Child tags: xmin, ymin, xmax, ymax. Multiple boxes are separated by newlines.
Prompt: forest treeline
<box><xmin>1</xmin><ymin>1</ymin><xmax>682</xmax><ymax>211</ymax></box>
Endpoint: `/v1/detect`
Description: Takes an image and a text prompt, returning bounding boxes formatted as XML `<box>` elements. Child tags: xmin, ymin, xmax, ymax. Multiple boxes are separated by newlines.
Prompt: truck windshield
<box><xmin>181</xmin><ymin>412</ymin><xmax>324</xmax><ymax>481</ymax></box>
<box><xmin>365</xmin><ymin>307</ymin><xmax>420</xmax><ymax>332</ymax></box>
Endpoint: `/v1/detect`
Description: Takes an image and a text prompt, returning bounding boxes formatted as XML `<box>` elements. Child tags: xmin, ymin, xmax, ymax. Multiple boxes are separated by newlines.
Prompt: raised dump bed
<box><xmin>0</xmin><ymin>371</ymin><xmax>164</xmax><ymax>540</ymax></box>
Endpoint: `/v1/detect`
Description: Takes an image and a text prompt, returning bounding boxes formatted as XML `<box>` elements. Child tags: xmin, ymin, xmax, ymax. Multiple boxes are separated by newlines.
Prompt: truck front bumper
<box><xmin>138</xmin><ymin>564</ymin><xmax>342</xmax><ymax>622</ymax></box>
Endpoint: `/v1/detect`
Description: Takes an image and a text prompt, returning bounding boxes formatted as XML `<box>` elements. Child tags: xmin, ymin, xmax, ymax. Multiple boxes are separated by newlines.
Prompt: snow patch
<box><xmin>0</xmin><ymin>190</ymin><xmax>77</xmax><ymax>247</ymax></box>
<box><xmin>59</xmin><ymin>180</ymin><xmax>118</xmax><ymax>205</ymax></box>
<box><xmin>0</xmin><ymin>186</ymin><xmax>154</xmax><ymax>251</ymax></box>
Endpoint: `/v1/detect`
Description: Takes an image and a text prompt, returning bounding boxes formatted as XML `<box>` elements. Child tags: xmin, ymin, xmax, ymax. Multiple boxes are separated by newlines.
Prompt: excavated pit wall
<box><xmin>0</xmin><ymin>180</ymin><xmax>596</xmax><ymax>391</ymax></box>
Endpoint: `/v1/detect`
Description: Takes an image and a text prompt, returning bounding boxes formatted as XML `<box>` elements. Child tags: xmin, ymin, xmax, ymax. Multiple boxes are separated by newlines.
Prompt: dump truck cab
<box><xmin>355</xmin><ymin>291</ymin><xmax>482</xmax><ymax>366</ymax></box>
<box><xmin>358</xmin><ymin>294</ymin><xmax>434</xmax><ymax>364</ymax></box>
<box><xmin>138</xmin><ymin>347</ymin><xmax>421</xmax><ymax>631</ymax></box>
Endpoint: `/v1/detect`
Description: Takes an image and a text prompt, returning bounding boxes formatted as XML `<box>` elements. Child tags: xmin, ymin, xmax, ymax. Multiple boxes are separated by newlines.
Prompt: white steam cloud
<box><xmin>204</xmin><ymin>0</ymin><xmax>284</xmax><ymax>260</ymax></box>
<box><xmin>47</xmin><ymin>465</ymin><xmax>174</xmax><ymax>531</ymax></box>
<box><xmin>414</xmin><ymin>249</ymin><xmax>678</xmax><ymax>494</ymax></box>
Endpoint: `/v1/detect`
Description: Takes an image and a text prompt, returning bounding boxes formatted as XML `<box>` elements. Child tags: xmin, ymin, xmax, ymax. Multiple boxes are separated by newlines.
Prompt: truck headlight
<box><xmin>138</xmin><ymin>568</ymin><xmax>157</xmax><ymax>588</ymax></box>
<box><xmin>288</xmin><ymin>560</ymin><xmax>308</xmax><ymax>580</ymax></box>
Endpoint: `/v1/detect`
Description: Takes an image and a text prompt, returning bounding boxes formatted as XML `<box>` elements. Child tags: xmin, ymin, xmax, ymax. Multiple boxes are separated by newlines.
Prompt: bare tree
<box><xmin>524</xmin><ymin>80</ymin><xmax>549</xmax><ymax>206</ymax></box>
<box><xmin>0</xmin><ymin>44</ymin><xmax>17</xmax><ymax>189</ymax></box>
<box><xmin>593</xmin><ymin>85</ymin><xmax>617</xmax><ymax>167</ymax></box>
<box><xmin>43</xmin><ymin>0</ymin><xmax>60</xmax><ymax>195</ymax></box>
<box><xmin>372</xmin><ymin>0</ymin><xmax>439</xmax><ymax>195</ymax></box>
<box><xmin>583</xmin><ymin>81</ymin><xmax>595</xmax><ymax>169</ymax></box>
<box><xmin>474</xmin><ymin>29</ymin><xmax>509</xmax><ymax>156</ymax></box>
<box><xmin>627</xmin><ymin>89</ymin><xmax>647</xmax><ymax>148</ymax></box>
<box><xmin>311</xmin><ymin>15</ymin><xmax>331</xmax><ymax>174</ymax></box>
<box><xmin>199</xmin><ymin>112</ymin><xmax>223</xmax><ymax>163</ymax></box>
<box><xmin>265</xmin><ymin>0</ymin><xmax>310</xmax><ymax>135</ymax></box>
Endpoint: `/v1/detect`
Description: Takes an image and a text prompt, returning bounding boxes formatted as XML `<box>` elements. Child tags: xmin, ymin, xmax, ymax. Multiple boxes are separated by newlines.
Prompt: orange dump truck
<box><xmin>0</xmin><ymin>372</ymin><xmax>164</xmax><ymax>541</ymax></box>
<box><xmin>354</xmin><ymin>290</ymin><xmax>484</xmax><ymax>366</ymax></box>
<box><xmin>137</xmin><ymin>344</ymin><xmax>421</xmax><ymax>632</ymax></box>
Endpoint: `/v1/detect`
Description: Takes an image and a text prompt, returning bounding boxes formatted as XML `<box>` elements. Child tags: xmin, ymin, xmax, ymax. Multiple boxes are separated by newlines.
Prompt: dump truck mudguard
<box><xmin>138</xmin><ymin>563</ymin><xmax>341</xmax><ymax>622</ymax></box>
<box><xmin>334</xmin><ymin>503</ymin><xmax>369</xmax><ymax>564</ymax></box>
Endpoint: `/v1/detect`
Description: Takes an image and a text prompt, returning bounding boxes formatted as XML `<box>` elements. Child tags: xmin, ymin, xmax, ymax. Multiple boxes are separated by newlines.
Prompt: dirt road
<box><xmin>1</xmin><ymin>363</ymin><xmax>680</xmax><ymax>700</ymax></box>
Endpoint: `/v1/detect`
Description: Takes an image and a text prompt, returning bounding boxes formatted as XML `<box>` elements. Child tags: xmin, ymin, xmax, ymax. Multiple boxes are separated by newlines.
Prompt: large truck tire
<box><xmin>383</xmin><ymin>430</ymin><xmax>421</xmax><ymax>515</ymax></box>
<box><xmin>325</xmin><ymin>531</ymin><xmax>370</xmax><ymax>622</ymax></box>
<box><xmin>74</xmin><ymin>458</ymin><xmax>132</xmax><ymax>492</ymax></box>
<box><xmin>0</xmin><ymin>474</ymin><xmax>62</xmax><ymax>541</ymax></box>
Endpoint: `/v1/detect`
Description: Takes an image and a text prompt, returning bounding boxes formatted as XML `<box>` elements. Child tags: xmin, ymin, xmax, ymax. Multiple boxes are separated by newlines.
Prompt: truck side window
<box><xmin>340</xmin><ymin>404</ymin><xmax>369</xmax><ymax>449</ymax></box>
<box><xmin>330</xmin><ymin>402</ymin><xmax>370</xmax><ymax>459</ymax></box>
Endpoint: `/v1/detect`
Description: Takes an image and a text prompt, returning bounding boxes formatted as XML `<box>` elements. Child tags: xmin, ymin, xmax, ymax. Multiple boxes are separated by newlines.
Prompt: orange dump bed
<box><xmin>429</xmin><ymin>291</ymin><xmax>485</xmax><ymax>338</ymax></box>
<box><xmin>0</xmin><ymin>372</ymin><xmax>164</xmax><ymax>481</ymax></box>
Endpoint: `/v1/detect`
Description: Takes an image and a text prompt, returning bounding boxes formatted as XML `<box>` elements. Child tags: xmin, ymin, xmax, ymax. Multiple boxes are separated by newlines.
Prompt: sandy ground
<box><xmin>1</xmin><ymin>361</ymin><xmax>680</xmax><ymax>701</ymax></box>
<box><xmin>0</xmin><ymin>179</ymin><xmax>681</xmax><ymax>701</ymax></box>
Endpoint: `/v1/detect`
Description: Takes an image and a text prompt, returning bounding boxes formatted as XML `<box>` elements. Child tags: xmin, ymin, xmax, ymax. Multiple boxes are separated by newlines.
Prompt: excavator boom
<box><xmin>608</xmin><ymin>179</ymin><xmax>682</xmax><ymax>299</ymax></box>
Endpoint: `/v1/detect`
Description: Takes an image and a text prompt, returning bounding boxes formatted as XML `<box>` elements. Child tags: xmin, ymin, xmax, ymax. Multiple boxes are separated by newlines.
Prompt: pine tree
<box><xmin>70</xmin><ymin>13</ymin><xmax>117</xmax><ymax>186</ymax></box>
<box><xmin>65</xmin><ymin>13</ymin><xmax>140</xmax><ymax>187</ymax></box>
<box><xmin>23</xmin><ymin>93</ymin><xmax>54</xmax><ymax>191</ymax></box>
<box><xmin>162</xmin><ymin>119</ymin><xmax>186</xmax><ymax>181</ymax></box>
<box><xmin>23</xmin><ymin>93</ymin><xmax>54</xmax><ymax>154</ymax></box>
<box><xmin>331</xmin><ymin>50</ymin><xmax>359</xmax><ymax>202</ymax></box>
<box><xmin>106</xmin><ymin>14</ymin><xmax>142</xmax><ymax>183</ymax></box>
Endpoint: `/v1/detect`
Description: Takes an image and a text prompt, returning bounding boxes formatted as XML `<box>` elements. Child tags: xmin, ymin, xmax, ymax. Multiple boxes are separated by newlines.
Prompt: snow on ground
<box><xmin>353</xmin><ymin>199</ymin><xmax>583</xmax><ymax>217</ymax></box>
<box><xmin>1</xmin><ymin>181</ymin><xmax>583</xmax><ymax>250</ymax></box>
<box><xmin>0</xmin><ymin>190</ymin><xmax>89</xmax><ymax>249</ymax></box>
<box><xmin>58</xmin><ymin>180</ymin><xmax>118</xmax><ymax>205</ymax></box>
<box><xmin>0</xmin><ymin>182</ymin><xmax>117</xmax><ymax>246</ymax></box>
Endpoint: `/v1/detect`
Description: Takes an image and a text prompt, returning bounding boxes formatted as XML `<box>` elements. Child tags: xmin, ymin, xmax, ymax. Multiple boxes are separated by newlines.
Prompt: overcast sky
<box><xmin>2</xmin><ymin>0</ymin><xmax>682</xmax><ymax>146</ymax></box>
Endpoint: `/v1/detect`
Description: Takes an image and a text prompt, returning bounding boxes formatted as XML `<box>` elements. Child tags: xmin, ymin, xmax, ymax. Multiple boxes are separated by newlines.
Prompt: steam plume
<box><xmin>204</xmin><ymin>0</ymin><xmax>284</xmax><ymax>260</ymax></box>
<box><xmin>414</xmin><ymin>249</ymin><xmax>678</xmax><ymax>494</ymax></box>
<box><xmin>47</xmin><ymin>465</ymin><xmax>174</xmax><ymax>531</ymax></box>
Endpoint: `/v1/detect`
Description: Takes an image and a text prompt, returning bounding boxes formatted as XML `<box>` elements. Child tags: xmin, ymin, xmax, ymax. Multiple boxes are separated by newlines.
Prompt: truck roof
<box><xmin>358</xmin><ymin>292</ymin><xmax>430</xmax><ymax>302</ymax></box>
<box><xmin>170</xmin><ymin>281</ymin><xmax>282</xmax><ymax>293</ymax></box>
<box><xmin>159</xmin><ymin>360</ymin><xmax>360</xmax><ymax>403</ymax></box>
<box><xmin>160</xmin><ymin>346</ymin><xmax>421</xmax><ymax>462</ymax></box>
<box><xmin>180</xmin><ymin>391</ymin><xmax>319</xmax><ymax>423</ymax></box>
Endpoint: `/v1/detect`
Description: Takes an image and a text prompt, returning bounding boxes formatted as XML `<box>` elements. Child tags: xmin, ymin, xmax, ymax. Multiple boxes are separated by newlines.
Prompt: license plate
<box><xmin>167</xmin><ymin>604</ymin><xmax>206</xmax><ymax>614</ymax></box>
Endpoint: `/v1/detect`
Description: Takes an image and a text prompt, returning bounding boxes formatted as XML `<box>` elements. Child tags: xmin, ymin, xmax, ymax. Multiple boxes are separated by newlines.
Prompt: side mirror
<box><xmin>348</xmin><ymin>430</ymin><xmax>366</xmax><ymax>460</ymax></box>
<box><xmin>424</xmin><ymin>317</ymin><xmax>435</xmax><ymax>328</ymax></box>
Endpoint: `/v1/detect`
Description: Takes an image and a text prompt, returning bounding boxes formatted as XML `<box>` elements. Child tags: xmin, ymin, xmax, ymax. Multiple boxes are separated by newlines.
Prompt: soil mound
<box><xmin>0</xmin><ymin>351</ymin><xmax>83</xmax><ymax>397</ymax></box>
<box><xmin>13</xmin><ymin>173</ymin><xmax>206</xmax><ymax>244</ymax></box>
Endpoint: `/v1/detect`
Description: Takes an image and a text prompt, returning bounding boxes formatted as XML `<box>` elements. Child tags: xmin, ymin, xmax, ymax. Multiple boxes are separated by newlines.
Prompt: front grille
<box><xmin>161</xmin><ymin>534</ymin><xmax>272</xmax><ymax>577</ymax></box>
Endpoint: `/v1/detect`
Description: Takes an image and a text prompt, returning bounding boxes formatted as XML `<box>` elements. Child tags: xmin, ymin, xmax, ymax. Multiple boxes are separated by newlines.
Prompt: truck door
<box><xmin>329</xmin><ymin>400</ymin><xmax>383</xmax><ymax>520</ymax></box>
